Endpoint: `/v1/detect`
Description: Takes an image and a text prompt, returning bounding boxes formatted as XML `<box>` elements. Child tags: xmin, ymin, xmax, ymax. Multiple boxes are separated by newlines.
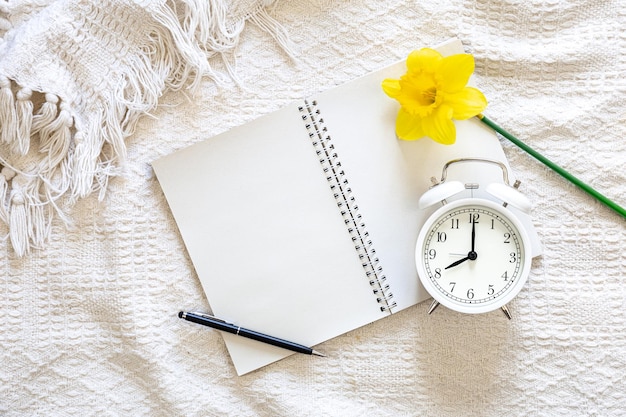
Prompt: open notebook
<box><xmin>153</xmin><ymin>39</ymin><xmax>538</xmax><ymax>375</ymax></box>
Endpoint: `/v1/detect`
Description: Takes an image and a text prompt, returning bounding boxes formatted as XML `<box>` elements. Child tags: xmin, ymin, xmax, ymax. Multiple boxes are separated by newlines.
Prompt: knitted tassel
<box><xmin>9</xmin><ymin>174</ymin><xmax>29</xmax><ymax>257</ymax></box>
<box><xmin>37</xmin><ymin>103</ymin><xmax>73</xmax><ymax>172</ymax></box>
<box><xmin>32</xmin><ymin>93</ymin><xmax>60</xmax><ymax>135</ymax></box>
<box><xmin>0</xmin><ymin>166</ymin><xmax>14</xmax><ymax>224</ymax></box>
<box><xmin>15</xmin><ymin>88</ymin><xmax>34</xmax><ymax>155</ymax></box>
<box><xmin>0</xmin><ymin>77</ymin><xmax>16</xmax><ymax>145</ymax></box>
<box><xmin>70</xmin><ymin>130</ymin><xmax>96</xmax><ymax>199</ymax></box>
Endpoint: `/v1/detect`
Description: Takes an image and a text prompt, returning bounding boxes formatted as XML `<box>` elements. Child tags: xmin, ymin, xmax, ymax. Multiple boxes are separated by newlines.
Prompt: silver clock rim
<box><xmin>415</xmin><ymin>198</ymin><xmax>532</xmax><ymax>314</ymax></box>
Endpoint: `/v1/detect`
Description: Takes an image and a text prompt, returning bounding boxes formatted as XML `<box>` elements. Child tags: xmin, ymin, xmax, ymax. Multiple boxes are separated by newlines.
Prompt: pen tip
<box><xmin>312</xmin><ymin>350</ymin><xmax>326</xmax><ymax>357</ymax></box>
<box><xmin>178</xmin><ymin>311</ymin><xmax>184</xmax><ymax>318</ymax></box>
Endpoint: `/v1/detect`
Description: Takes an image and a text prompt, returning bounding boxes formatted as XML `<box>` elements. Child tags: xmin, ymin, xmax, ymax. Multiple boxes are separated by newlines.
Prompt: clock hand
<box><xmin>445</xmin><ymin>220</ymin><xmax>479</xmax><ymax>270</ymax></box>
<box><xmin>445</xmin><ymin>255</ymin><xmax>470</xmax><ymax>269</ymax></box>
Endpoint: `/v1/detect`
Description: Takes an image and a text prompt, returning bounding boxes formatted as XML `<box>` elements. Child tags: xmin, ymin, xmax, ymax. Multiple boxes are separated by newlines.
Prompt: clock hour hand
<box><xmin>471</xmin><ymin>219</ymin><xmax>476</xmax><ymax>252</ymax></box>
<box><xmin>445</xmin><ymin>255</ymin><xmax>470</xmax><ymax>269</ymax></box>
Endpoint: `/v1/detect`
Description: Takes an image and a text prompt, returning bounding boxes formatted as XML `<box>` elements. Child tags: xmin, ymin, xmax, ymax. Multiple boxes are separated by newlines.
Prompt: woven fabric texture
<box><xmin>0</xmin><ymin>0</ymin><xmax>279</xmax><ymax>255</ymax></box>
<box><xmin>1</xmin><ymin>0</ymin><xmax>625</xmax><ymax>416</ymax></box>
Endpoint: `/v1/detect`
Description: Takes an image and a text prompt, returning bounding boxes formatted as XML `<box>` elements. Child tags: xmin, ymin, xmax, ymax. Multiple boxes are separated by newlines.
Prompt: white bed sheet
<box><xmin>2</xmin><ymin>0</ymin><xmax>625</xmax><ymax>415</ymax></box>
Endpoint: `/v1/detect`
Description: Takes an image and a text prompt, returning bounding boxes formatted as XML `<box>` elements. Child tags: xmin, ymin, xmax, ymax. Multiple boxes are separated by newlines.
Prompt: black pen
<box><xmin>178</xmin><ymin>311</ymin><xmax>325</xmax><ymax>357</ymax></box>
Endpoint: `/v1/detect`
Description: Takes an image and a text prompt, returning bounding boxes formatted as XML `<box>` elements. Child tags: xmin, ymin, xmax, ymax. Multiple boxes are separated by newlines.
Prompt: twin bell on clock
<box><xmin>415</xmin><ymin>158</ymin><xmax>534</xmax><ymax>319</ymax></box>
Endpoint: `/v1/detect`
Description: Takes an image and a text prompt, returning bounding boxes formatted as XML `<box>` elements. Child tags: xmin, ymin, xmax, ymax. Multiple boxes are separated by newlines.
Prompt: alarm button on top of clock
<box><xmin>417</xmin><ymin>180</ymin><xmax>465</xmax><ymax>209</ymax></box>
<box><xmin>485</xmin><ymin>183</ymin><xmax>532</xmax><ymax>213</ymax></box>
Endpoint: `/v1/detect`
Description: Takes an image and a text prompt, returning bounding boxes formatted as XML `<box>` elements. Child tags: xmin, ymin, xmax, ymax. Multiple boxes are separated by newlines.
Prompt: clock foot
<box><xmin>501</xmin><ymin>304</ymin><xmax>512</xmax><ymax>320</ymax></box>
<box><xmin>428</xmin><ymin>299</ymin><xmax>440</xmax><ymax>315</ymax></box>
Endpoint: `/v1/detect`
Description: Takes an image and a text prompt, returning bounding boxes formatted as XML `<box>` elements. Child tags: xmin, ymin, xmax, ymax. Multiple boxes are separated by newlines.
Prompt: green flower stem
<box><xmin>477</xmin><ymin>114</ymin><xmax>626</xmax><ymax>220</ymax></box>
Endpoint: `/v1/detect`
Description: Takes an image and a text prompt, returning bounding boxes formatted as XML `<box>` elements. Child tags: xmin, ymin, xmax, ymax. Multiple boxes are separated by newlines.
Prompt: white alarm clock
<box><xmin>415</xmin><ymin>158</ymin><xmax>533</xmax><ymax>319</ymax></box>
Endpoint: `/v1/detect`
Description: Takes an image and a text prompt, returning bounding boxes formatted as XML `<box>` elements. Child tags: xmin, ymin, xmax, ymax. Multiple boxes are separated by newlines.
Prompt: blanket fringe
<box><xmin>0</xmin><ymin>0</ymin><xmax>291</xmax><ymax>256</ymax></box>
<box><xmin>0</xmin><ymin>167</ymin><xmax>12</xmax><ymax>224</ymax></box>
<box><xmin>0</xmin><ymin>77</ymin><xmax>17</xmax><ymax>151</ymax></box>
<box><xmin>15</xmin><ymin>88</ymin><xmax>33</xmax><ymax>155</ymax></box>
<box><xmin>8</xmin><ymin>173</ymin><xmax>29</xmax><ymax>256</ymax></box>
<box><xmin>248</xmin><ymin>6</ymin><xmax>294</xmax><ymax>59</ymax></box>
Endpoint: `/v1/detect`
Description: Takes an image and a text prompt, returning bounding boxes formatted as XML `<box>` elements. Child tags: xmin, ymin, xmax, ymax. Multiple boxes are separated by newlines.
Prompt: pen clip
<box><xmin>188</xmin><ymin>311</ymin><xmax>229</xmax><ymax>323</ymax></box>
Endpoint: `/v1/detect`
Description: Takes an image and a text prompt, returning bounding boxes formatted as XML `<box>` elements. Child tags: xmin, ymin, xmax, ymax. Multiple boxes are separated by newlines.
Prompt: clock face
<box><xmin>416</xmin><ymin>199</ymin><xmax>531</xmax><ymax>314</ymax></box>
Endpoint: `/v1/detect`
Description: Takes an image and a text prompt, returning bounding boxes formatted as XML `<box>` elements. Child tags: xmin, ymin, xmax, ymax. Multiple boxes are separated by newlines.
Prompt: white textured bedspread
<box><xmin>2</xmin><ymin>0</ymin><xmax>625</xmax><ymax>415</ymax></box>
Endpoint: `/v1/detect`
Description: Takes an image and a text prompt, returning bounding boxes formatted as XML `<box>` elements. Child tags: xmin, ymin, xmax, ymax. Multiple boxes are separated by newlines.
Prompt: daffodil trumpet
<box><xmin>477</xmin><ymin>114</ymin><xmax>626</xmax><ymax>220</ymax></box>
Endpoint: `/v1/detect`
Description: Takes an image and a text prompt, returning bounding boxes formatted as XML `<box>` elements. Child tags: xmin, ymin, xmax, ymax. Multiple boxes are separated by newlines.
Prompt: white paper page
<box><xmin>153</xmin><ymin>105</ymin><xmax>389</xmax><ymax>375</ymax></box>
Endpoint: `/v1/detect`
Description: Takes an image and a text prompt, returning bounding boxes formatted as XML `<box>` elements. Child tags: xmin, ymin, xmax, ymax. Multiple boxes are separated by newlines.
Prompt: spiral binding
<box><xmin>299</xmin><ymin>99</ymin><xmax>396</xmax><ymax>313</ymax></box>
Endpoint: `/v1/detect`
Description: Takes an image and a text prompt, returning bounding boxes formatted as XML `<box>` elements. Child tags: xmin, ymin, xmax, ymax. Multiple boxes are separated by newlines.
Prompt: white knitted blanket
<box><xmin>2</xmin><ymin>1</ymin><xmax>626</xmax><ymax>416</ymax></box>
<box><xmin>0</xmin><ymin>0</ymin><xmax>285</xmax><ymax>256</ymax></box>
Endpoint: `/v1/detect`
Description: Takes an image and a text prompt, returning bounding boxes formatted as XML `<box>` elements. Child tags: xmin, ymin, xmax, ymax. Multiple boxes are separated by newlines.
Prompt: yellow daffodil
<box><xmin>382</xmin><ymin>48</ymin><xmax>487</xmax><ymax>144</ymax></box>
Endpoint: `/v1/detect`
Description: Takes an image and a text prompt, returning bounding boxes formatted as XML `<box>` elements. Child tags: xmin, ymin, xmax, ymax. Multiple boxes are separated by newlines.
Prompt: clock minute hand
<box><xmin>471</xmin><ymin>219</ymin><xmax>476</xmax><ymax>252</ymax></box>
<box><xmin>446</xmin><ymin>220</ymin><xmax>479</xmax><ymax>270</ymax></box>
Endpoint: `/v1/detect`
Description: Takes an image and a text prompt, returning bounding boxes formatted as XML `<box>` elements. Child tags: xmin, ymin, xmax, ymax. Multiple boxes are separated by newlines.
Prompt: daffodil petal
<box><xmin>446</xmin><ymin>87</ymin><xmax>488</xmax><ymax>119</ymax></box>
<box><xmin>406</xmin><ymin>48</ymin><xmax>442</xmax><ymax>73</ymax></box>
<box><xmin>382</xmin><ymin>78</ymin><xmax>401</xmax><ymax>98</ymax></box>
<box><xmin>438</xmin><ymin>53</ymin><xmax>475</xmax><ymax>92</ymax></box>
<box><xmin>422</xmin><ymin>105</ymin><xmax>456</xmax><ymax>145</ymax></box>
<box><xmin>395</xmin><ymin>108</ymin><xmax>426</xmax><ymax>140</ymax></box>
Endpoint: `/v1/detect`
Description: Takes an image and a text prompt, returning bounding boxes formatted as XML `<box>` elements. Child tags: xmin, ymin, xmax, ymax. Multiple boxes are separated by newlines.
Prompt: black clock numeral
<box><xmin>487</xmin><ymin>284</ymin><xmax>495</xmax><ymax>295</ymax></box>
<box><xmin>451</xmin><ymin>218</ymin><xmax>459</xmax><ymax>229</ymax></box>
<box><xmin>467</xmin><ymin>288</ymin><xmax>474</xmax><ymax>299</ymax></box>
<box><xmin>509</xmin><ymin>252</ymin><xmax>517</xmax><ymax>263</ymax></box>
<box><xmin>434</xmin><ymin>268</ymin><xmax>442</xmax><ymax>279</ymax></box>
<box><xmin>504</xmin><ymin>233</ymin><xmax>511</xmax><ymax>243</ymax></box>
<box><xmin>469</xmin><ymin>213</ymin><xmax>479</xmax><ymax>223</ymax></box>
<box><xmin>437</xmin><ymin>232</ymin><xmax>447</xmax><ymax>242</ymax></box>
<box><xmin>449</xmin><ymin>282</ymin><xmax>456</xmax><ymax>292</ymax></box>
<box><xmin>502</xmin><ymin>271</ymin><xmax>509</xmax><ymax>281</ymax></box>
<box><xmin>428</xmin><ymin>249</ymin><xmax>436</xmax><ymax>260</ymax></box>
